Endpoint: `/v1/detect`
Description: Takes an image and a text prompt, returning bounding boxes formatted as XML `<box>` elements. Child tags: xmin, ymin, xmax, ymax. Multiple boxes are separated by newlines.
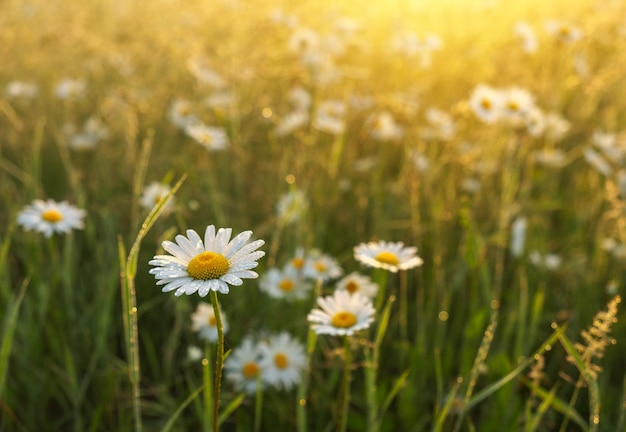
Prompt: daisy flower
<box><xmin>313</xmin><ymin>100</ymin><xmax>346</xmax><ymax>135</ymax></box>
<box><xmin>286</xmin><ymin>247</ymin><xmax>308</xmax><ymax>273</ymax></box>
<box><xmin>259</xmin><ymin>266</ymin><xmax>313</xmax><ymax>301</ymax></box>
<box><xmin>55</xmin><ymin>78</ymin><xmax>86</xmax><ymax>100</ymax></box>
<box><xmin>225</xmin><ymin>338</ymin><xmax>264</xmax><ymax>394</ymax></box>
<box><xmin>303</xmin><ymin>250</ymin><xmax>343</xmax><ymax>281</ymax></box>
<box><xmin>276</xmin><ymin>189</ymin><xmax>309</xmax><ymax>225</ymax></box>
<box><xmin>259</xmin><ymin>332</ymin><xmax>306</xmax><ymax>390</ymax></box>
<box><xmin>5</xmin><ymin>80</ymin><xmax>39</xmax><ymax>99</ymax></box>
<box><xmin>354</xmin><ymin>240</ymin><xmax>423</xmax><ymax>272</ymax></box>
<box><xmin>514</xmin><ymin>22</ymin><xmax>538</xmax><ymax>54</ymax></box>
<box><xmin>335</xmin><ymin>272</ymin><xmax>378</xmax><ymax>298</ymax></box>
<box><xmin>307</xmin><ymin>290</ymin><xmax>375</xmax><ymax>336</ymax></box>
<box><xmin>17</xmin><ymin>199</ymin><xmax>86</xmax><ymax>237</ymax></box>
<box><xmin>168</xmin><ymin>98</ymin><xmax>198</xmax><ymax>129</ymax></box>
<box><xmin>140</xmin><ymin>182</ymin><xmax>175</xmax><ymax>214</ymax></box>
<box><xmin>148</xmin><ymin>225</ymin><xmax>265</xmax><ymax>297</ymax></box>
<box><xmin>469</xmin><ymin>84</ymin><xmax>503</xmax><ymax>125</ymax></box>
<box><xmin>185</xmin><ymin>123</ymin><xmax>229</xmax><ymax>151</ymax></box>
<box><xmin>369</xmin><ymin>111</ymin><xmax>404</xmax><ymax>142</ymax></box>
<box><xmin>191</xmin><ymin>302</ymin><xmax>229</xmax><ymax>342</ymax></box>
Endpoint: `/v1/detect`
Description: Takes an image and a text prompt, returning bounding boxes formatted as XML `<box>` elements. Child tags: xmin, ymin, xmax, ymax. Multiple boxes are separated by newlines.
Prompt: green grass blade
<box><xmin>520</xmin><ymin>378</ymin><xmax>588</xmax><ymax>430</ymax></box>
<box><xmin>160</xmin><ymin>384</ymin><xmax>205</xmax><ymax>432</ymax></box>
<box><xmin>0</xmin><ymin>278</ymin><xmax>29</xmax><ymax>400</ymax></box>
<box><xmin>218</xmin><ymin>393</ymin><xmax>246</xmax><ymax>426</ymax></box>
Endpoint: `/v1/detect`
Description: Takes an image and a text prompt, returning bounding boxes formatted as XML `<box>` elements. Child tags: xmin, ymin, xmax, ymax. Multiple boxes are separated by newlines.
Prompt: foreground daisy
<box><xmin>17</xmin><ymin>199</ymin><xmax>86</xmax><ymax>237</ymax></box>
<box><xmin>307</xmin><ymin>290</ymin><xmax>375</xmax><ymax>336</ymax></box>
<box><xmin>191</xmin><ymin>302</ymin><xmax>229</xmax><ymax>342</ymax></box>
<box><xmin>149</xmin><ymin>225</ymin><xmax>265</xmax><ymax>296</ymax></box>
<box><xmin>354</xmin><ymin>240</ymin><xmax>423</xmax><ymax>272</ymax></box>
<box><xmin>259</xmin><ymin>332</ymin><xmax>306</xmax><ymax>390</ymax></box>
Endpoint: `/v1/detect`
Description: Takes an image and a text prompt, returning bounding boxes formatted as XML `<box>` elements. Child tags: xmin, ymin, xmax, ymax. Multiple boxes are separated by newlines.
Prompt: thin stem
<box><xmin>202</xmin><ymin>344</ymin><xmax>213</xmax><ymax>432</ymax></box>
<box><xmin>373</xmin><ymin>269</ymin><xmax>389</xmax><ymax>313</ymax></box>
<box><xmin>254</xmin><ymin>374</ymin><xmax>263</xmax><ymax>432</ymax></box>
<box><xmin>210</xmin><ymin>291</ymin><xmax>225</xmax><ymax>432</ymax></box>
<box><xmin>399</xmin><ymin>270</ymin><xmax>408</xmax><ymax>342</ymax></box>
<box><xmin>337</xmin><ymin>336</ymin><xmax>352</xmax><ymax>432</ymax></box>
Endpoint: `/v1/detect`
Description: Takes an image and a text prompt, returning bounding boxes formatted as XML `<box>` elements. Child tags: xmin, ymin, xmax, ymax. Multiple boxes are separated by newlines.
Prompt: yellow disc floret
<box><xmin>375</xmin><ymin>251</ymin><xmax>400</xmax><ymax>266</ymax></box>
<box><xmin>345</xmin><ymin>281</ymin><xmax>358</xmax><ymax>294</ymax></box>
<box><xmin>331</xmin><ymin>311</ymin><xmax>357</xmax><ymax>328</ymax></box>
<box><xmin>42</xmin><ymin>209</ymin><xmax>63</xmax><ymax>223</ymax></box>
<box><xmin>187</xmin><ymin>251</ymin><xmax>230</xmax><ymax>280</ymax></box>
<box><xmin>243</xmin><ymin>362</ymin><xmax>260</xmax><ymax>378</ymax></box>
<box><xmin>274</xmin><ymin>353</ymin><xmax>289</xmax><ymax>369</ymax></box>
<box><xmin>279</xmin><ymin>279</ymin><xmax>295</xmax><ymax>292</ymax></box>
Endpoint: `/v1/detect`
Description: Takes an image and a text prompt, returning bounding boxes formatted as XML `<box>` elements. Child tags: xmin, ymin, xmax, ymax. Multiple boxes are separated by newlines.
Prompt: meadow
<box><xmin>1</xmin><ymin>0</ymin><xmax>626</xmax><ymax>430</ymax></box>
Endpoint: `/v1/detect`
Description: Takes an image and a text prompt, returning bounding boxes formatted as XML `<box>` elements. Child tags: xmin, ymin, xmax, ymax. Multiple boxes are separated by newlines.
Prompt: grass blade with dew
<box><xmin>119</xmin><ymin>174</ymin><xmax>187</xmax><ymax>432</ymax></box>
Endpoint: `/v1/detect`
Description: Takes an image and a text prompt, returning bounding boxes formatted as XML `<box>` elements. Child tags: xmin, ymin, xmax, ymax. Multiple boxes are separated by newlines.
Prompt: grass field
<box><xmin>1</xmin><ymin>0</ymin><xmax>626</xmax><ymax>430</ymax></box>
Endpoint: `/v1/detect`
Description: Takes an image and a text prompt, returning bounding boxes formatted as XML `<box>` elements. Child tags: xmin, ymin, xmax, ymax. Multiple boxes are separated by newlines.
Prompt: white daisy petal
<box><xmin>224</xmin><ymin>230</ymin><xmax>253</xmax><ymax>257</ymax></box>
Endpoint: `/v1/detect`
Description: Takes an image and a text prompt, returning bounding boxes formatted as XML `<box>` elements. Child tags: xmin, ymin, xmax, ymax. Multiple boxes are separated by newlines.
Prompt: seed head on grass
<box><xmin>568</xmin><ymin>295</ymin><xmax>621</xmax><ymax>380</ymax></box>
<box><xmin>16</xmin><ymin>199</ymin><xmax>86</xmax><ymax>237</ymax></box>
<box><xmin>307</xmin><ymin>290</ymin><xmax>375</xmax><ymax>336</ymax></box>
<box><xmin>149</xmin><ymin>225</ymin><xmax>265</xmax><ymax>296</ymax></box>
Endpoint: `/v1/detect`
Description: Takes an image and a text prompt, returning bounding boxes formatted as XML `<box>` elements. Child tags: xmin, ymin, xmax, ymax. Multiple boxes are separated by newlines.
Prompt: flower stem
<box><xmin>210</xmin><ymin>290</ymin><xmax>225</xmax><ymax>432</ymax></box>
<box><xmin>373</xmin><ymin>268</ymin><xmax>389</xmax><ymax>313</ymax></box>
<box><xmin>337</xmin><ymin>336</ymin><xmax>352</xmax><ymax>432</ymax></box>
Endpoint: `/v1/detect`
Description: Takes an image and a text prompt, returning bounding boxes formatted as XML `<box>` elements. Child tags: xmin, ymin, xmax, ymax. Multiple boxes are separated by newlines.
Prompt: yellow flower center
<box><xmin>480</xmin><ymin>99</ymin><xmax>492</xmax><ymax>110</ymax></box>
<box><xmin>375</xmin><ymin>251</ymin><xmax>400</xmax><ymax>266</ymax></box>
<box><xmin>42</xmin><ymin>209</ymin><xmax>63</xmax><ymax>223</ymax></box>
<box><xmin>242</xmin><ymin>362</ymin><xmax>260</xmax><ymax>378</ymax></box>
<box><xmin>331</xmin><ymin>311</ymin><xmax>357</xmax><ymax>328</ymax></box>
<box><xmin>345</xmin><ymin>281</ymin><xmax>359</xmax><ymax>294</ymax></box>
<box><xmin>291</xmin><ymin>258</ymin><xmax>304</xmax><ymax>269</ymax></box>
<box><xmin>187</xmin><ymin>252</ymin><xmax>230</xmax><ymax>280</ymax></box>
<box><xmin>207</xmin><ymin>316</ymin><xmax>216</xmax><ymax>327</ymax></box>
<box><xmin>314</xmin><ymin>262</ymin><xmax>327</xmax><ymax>273</ymax></box>
<box><xmin>274</xmin><ymin>353</ymin><xmax>289</xmax><ymax>369</ymax></box>
<box><xmin>507</xmin><ymin>101</ymin><xmax>520</xmax><ymax>112</ymax></box>
<box><xmin>279</xmin><ymin>279</ymin><xmax>295</xmax><ymax>292</ymax></box>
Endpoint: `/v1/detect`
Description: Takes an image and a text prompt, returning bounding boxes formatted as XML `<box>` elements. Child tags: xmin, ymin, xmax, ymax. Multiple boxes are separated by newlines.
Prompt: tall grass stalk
<box><xmin>118</xmin><ymin>174</ymin><xmax>186</xmax><ymax>432</ymax></box>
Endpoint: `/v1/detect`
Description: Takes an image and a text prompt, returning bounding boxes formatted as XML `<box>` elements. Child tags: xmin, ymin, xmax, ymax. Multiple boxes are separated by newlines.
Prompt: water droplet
<box><xmin>262</xmin><ymin>107</ymin><xmax>272</xmax><ymax>118</ymax></box>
